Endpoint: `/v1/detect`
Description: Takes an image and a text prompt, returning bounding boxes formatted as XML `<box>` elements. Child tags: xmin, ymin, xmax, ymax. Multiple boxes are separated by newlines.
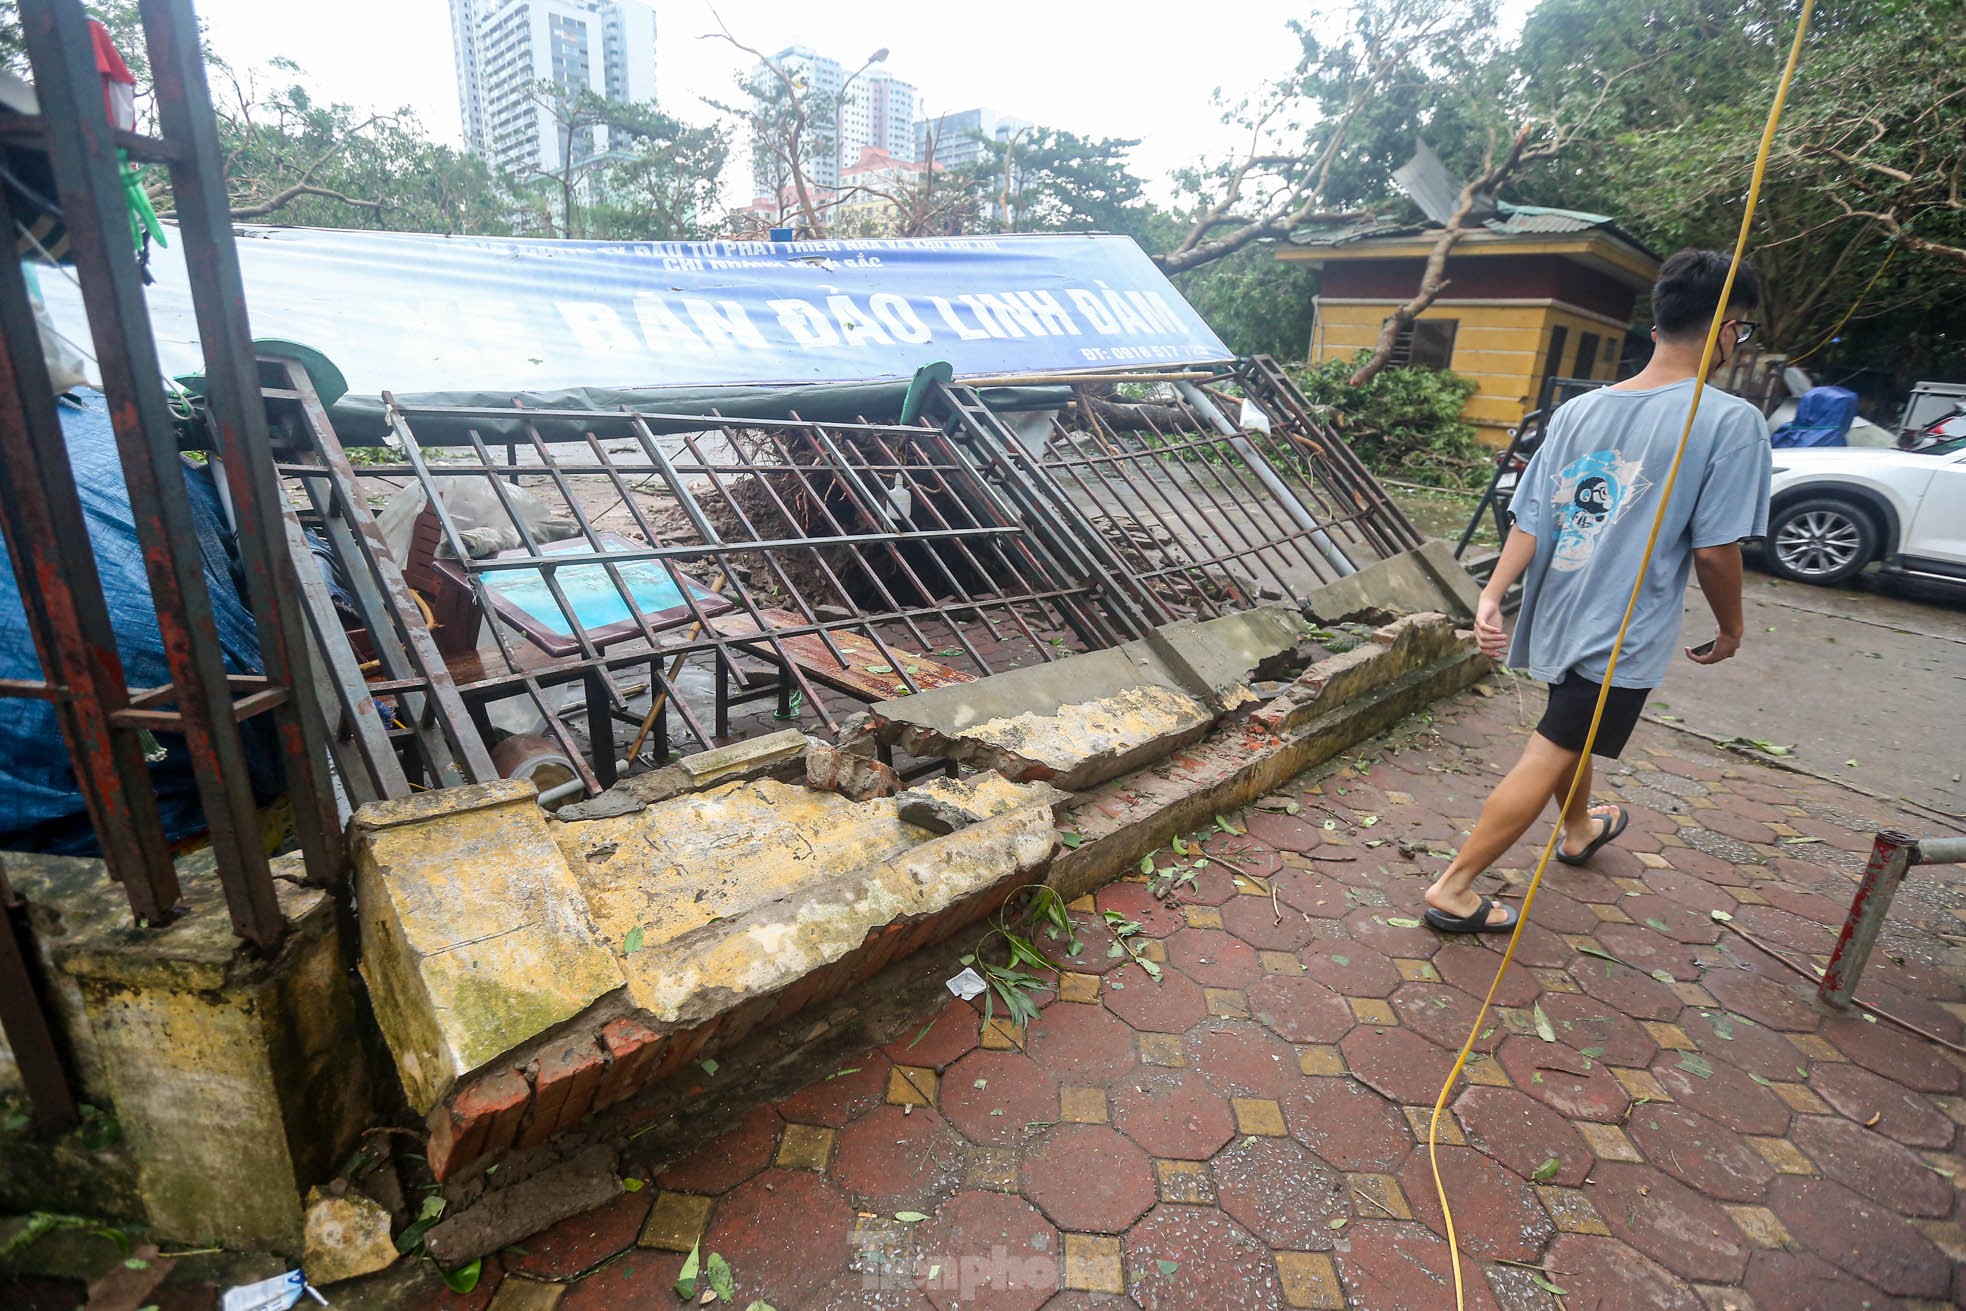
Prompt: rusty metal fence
<box><xmin>0</xmin><ymin>0</ymin><xmax>341</xmax><ymax>1129</ymax></box>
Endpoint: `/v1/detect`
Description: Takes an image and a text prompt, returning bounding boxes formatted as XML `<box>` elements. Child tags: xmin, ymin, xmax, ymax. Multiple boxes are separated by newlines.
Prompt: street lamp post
<box><xmin>830</xmin><ymin>47</ymin><xmax>889</xmax><ymax>214</ymax></box>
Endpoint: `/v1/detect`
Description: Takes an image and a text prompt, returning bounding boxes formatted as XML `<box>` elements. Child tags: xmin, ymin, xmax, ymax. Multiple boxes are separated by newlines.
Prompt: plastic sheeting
<box><xmin>0</xmin><ymin>395</ymin><xmax>278</xmax><ymax>854</ymax></box>
<box><xmin>1771</xmin><ymin>385</ymin><xmax>1860</xmax><ymax>448</ymax></box>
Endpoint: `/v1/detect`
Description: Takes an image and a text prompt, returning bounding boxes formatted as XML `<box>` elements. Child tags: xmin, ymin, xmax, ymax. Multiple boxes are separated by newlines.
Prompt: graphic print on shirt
<box><xmin>1548</xmin><ymin>449</ymin><xmax>1652</xmax><ymax>572</ymax></box>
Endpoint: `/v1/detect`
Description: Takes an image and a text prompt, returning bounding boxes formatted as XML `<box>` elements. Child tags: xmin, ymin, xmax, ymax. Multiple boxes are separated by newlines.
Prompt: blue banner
<box><xmin>42</xmin><ymin>228</ymin><xmax>1231</xmax><ymax>399</ymax></box>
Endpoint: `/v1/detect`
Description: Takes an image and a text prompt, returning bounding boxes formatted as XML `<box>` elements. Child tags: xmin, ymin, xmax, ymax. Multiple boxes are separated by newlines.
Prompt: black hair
<box><xmin>1651</xmin><ymin>248</ymin><xmax>1761</xmax><ymax>339</ymax></box>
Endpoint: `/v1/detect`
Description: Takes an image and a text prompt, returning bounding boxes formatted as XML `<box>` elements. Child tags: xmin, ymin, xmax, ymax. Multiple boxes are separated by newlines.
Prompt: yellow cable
<box><xmin>1787</xmin><ymin>242</ymin><xmax>1895</xmax><ymax>367</ymax></box>
<box><xmin>1426</xmin><ymin>5</ymin><xmax>1816</xmax><ymax>1305</ymax></box>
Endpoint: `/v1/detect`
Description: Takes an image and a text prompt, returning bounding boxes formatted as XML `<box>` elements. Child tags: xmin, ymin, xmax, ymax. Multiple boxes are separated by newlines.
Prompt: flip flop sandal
<box><xmin>1557</xmin><ymin>804</ymin><xmax>1630</xmax><ymax>867</ymax></box>
<box><xmin>1423</xmin><ymin>896</ymin><xmax>1519</xmax><ymax>935</ymax></box>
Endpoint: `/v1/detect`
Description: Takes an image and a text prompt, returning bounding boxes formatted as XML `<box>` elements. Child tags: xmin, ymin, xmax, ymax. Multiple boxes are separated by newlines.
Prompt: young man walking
<box><xmin>1423</xmin><ymin>249</ymin><xmax>1773</xmax><ymax>934</ymax></box>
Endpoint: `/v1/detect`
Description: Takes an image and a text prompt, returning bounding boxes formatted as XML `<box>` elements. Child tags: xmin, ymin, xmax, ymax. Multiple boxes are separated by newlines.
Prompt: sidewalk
<box><xmin>412</xmin><ymin>681</ymin><xmax>1966</xmax><ymax>1311</ymax></box>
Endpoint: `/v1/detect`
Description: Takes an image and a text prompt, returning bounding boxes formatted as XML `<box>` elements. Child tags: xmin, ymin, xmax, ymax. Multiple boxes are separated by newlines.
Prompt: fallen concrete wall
<box><xmin>865</xmin><ymin>607</ymin><xmax>1309</xmax><ymax>789</ymax></box>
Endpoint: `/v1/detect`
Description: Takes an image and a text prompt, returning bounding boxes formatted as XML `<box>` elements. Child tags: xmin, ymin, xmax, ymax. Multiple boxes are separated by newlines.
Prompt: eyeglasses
<box><xmin>1730</xmin><ymin>321</ymin><xmax>1760</xmax><ymax>346</ymax></box>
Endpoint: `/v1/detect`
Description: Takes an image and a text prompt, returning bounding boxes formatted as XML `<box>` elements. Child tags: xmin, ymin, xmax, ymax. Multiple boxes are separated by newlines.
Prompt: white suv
<box><xmin>1763</xmin><ymin>436</ymin><xmax>1966</xmax><ymax>586</ymax></box>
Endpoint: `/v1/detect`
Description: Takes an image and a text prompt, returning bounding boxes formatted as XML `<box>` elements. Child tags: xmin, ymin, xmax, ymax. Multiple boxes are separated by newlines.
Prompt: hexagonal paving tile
<box><xmin>1210</xmin><ymin>1134</ymin><xmax>1347</xmax><ymax>1250</ymax></box>
<box><xmin>1340</xmin><ymin>907</ymin><xmax>1441</xmax><ymax>960</ymax></box>
<box><xmin>1679</xmin><ymin>1006</ymin><xmax>1813</xmax><ymax>1081</ymax></box>
<box><xmin>1789</xmin><ymin>1113</ymin><xmax>1955</xmax><ymax>1216</ymax></box>
<box><xmin>1807</xmin><ymin>1060</ymin><xmax>1956</xmax><ymax>1148</ymax></box>
<box><xmin>1094</xmin><ymin>880</ymin><xmax>1185</xmax><ymax>938</ymax></box>
<box><xmin>1284</xmin><ymin>1076</ymin><xmax>1416</xmax><ymax>1173</ymax></box>
<box><xmin>1624</xmin><ymin>1102</ymin><xmax>1774</xmax><ymax>1202</ymax></box>
<box><xmin>1019</xmin><ymin>1124</ymin><xmax>1155</xmax><ymax>1233</ymax></box>
<box><xmin>1388</xmin><ymin>982</ymin><xmax>1503</xmax><ymax>1054</ymax></box>
<box><xmin>1399</xmin><ymin>1143</ymin><xmax>1553</xmax><ymax>1262</ymax></box>
<box><xmin>887</xmin><ymin>998</ymin><xmax>986</xmax><ymax>1070</ymax></box>
<box><xmin>507</xmin><ymin>1189</ymin><xmax>652</xmax><ymax>1279</ymax></box>
<box><xmin>1218</xmin><ymin>892</ymin><xmax>1316</xmax><ymax>952</ymax></box>
<box><xmin>1702</xmin><ymin>969</ymin><xmax>1821</xmax><ymax>1033</ymax></box>
<box><xmin>1340</xmin><ymin>1025</ymin><xmax>1457</xmax><ymax>1108</ymax></box>
<box><xmin>941</xmin><ymin>1050</ymin><xmax>1061</xmax><ymax>1147</ymax></box>
<box><xmin>1024</xmin><ymin>1000</ymin><xmax>1141</xmax><ymax>1083</ymax></box>
<box><xmin>1245</xmin><ymin>973</ymin><xmax>1354</xmax><ymax>1045</ymax></box>
<box><xmin>1588</xmin><ymin>1162</ymin><xmax>1750</xmax><ymax>1284</ymax></box>
<box><xmin>1100</xmin><ymin>965</ymin><xmax>1209</xmax><ymax>1034</ymax></box>
<box><xmin>701</xmin><ymin>1168</ymin><xmax>855</xmax><ymax>1306</ymax></box>
<box><xmin>1818</xmin><ymin>1013</ymin><xmax>1963</xmax><ymax>1094</ymax></box>
<box><xmin>1272</xmin><ymin>867</ymin><xmax>1353</xmax><ymax>919</ymax></box>
<box><xmin>1565</xmin><ymin>955</ymin><xmax>1683</xmax><ymax>1021</ymax></box>
<box><xmin>1535</xmin><ymin>991</ymin><xmax>1659</xmax><ymax>1067</ymax></box>
<box><xmin>1241</xmin><ymin>809</ymin><xmax>1325</xmax><ymax>853</ymax></box>
<box><xmin>1541</xmin><ymin>1235</ymin><xmax>1705</xmax><ymax>1310</ymax></box>
<box><xmin>1164</xmin><ymin>928</ymin><xmax>1262</xmax><ymax>988</ymax></box>
<box><xmin>1591</xmin><ymin>922</ymin><xmax>1702</xmax><ymax>980</ymax></box>
<box><xmin>1766</xmin><ymin>1175</ymin><xmax>1951</xmax><ymax>1299</ymax></box>
<box><xmin>1430</xmin><ymin>941</ymin><xmax>1541</xmax><ymax>1006</ymax></box>
<box><xmin>1111</xmin><ymin>1069</ymin><xmax>1236</xmax><ymax>1161</ymax></box>
<box><xmin>1333</xmin><ymin>1219</ymin><xmax>1501</xmax><ymax>1311</ymax></box>
<box><xmin>1185</xmin><ymin>1021</ymin><xmax>1299</xmax><ymax>1099</ymax></box>
<box><xmin>1299</xmin><ymin>940</ymin><xmax>1402</xmax><ymax>997</ymax></box>
<box><xmin>1123</xmin><ymin>1203</ymin><xmax>1284</xmax><ymax>1311</ymax></box>
<box><xmin>1452</xmin><ymin>1086</ymin><xmax>1592</xmax><ymax>1187</ymax></box>
<box><xmin>831</xmin><ymin>1103</ymin><xmax>969</xmax><ymax>1213</ymax></box>
<box><xmin>919</xmin><ymin>1190</ymin><xmax>1060</xmax><ymax>1311</ymax></box>
<box><xmin>779</xmin><ymin>1054</ymin><xmax>893</xmax><ymax>1128</ymax></box>
<box><xmin>658</xmin><ymin>1104</ymin><xmax>783</xmax><ymax>1193</ymax></box>
<box><xmin>1741</xmin><ymin>1250</ymin><xmax>1894</xmax><ymax>1311</ymax></box>
<box><xmin>1651</xmin><ymin>1052</ymin><xmax>1791</xmax><ymax>1137</ymax></box>
<box><xmin>1494</xmin><ymin>1035</ymin><xmax>1631</xmax><ymax>1123</ymax></box>
<box><xmin>559</xmin><ymin>1249</ymin><xmax>688</xmax><ymax>1311</ymax></box>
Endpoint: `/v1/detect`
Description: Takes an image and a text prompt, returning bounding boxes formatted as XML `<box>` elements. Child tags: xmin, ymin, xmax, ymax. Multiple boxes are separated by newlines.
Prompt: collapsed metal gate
<box><xmin>278</xmin><ymin>356</ymin><xmax>1422</xmax><ymax>807</ymax></box>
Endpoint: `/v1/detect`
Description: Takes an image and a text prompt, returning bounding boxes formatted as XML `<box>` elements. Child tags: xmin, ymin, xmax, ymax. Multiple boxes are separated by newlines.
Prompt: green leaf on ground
<box><xmin>621</xmin><ymin>1177</ymin><xmax>645</xmax><ymax>1192</ymax></box>
<box><xmin>1710</xmin><ymin>910</ymin><xmax>1733</xmax><ymax>922</ymax></box>
<box><xmin>699</xmin><ymin>1057</ymin><xmax>719</xmax><ymax>1077</ymax></box>
<box><xmin>707</xmin><ymin>1252</ymin><xmax>736</xmax><ymax>1301</ymax></box>
<box><xmin>623</xmin><ymin>926</ymin><xmax>644</xmax><ymax>955</ymax></box>
<box><xmin>1533</xmin><ymin>1003</ymin><xmax>1556</xmax><ymax>1043</ymax></box>
<box><xmin>418</xmin><ymin>1195</ymin><xmax>446</xmax><ymax>1222</ymax></box>
<box><xmin>1649</xmin><ymin>969</ymin><xmax>1675</xmax><ymax>984</ymax></box>
<box><xmin>675</xmin><ymin>1240</ymin><xmax>701</xmax><ymax>1299</ymax></box>
<box><xmin>1140</xmin><ymin>854</ymin><xmax>1156</xmax><ymax>875</ymax></box>
<box><xmin>1644</xmin><ymin>918</ymin><xmax>1672</xmax><ymax>934</ymax></box>
<box><xmin>1532</xmin><ymin>1157</ymin><xmax>1561</xmax><ymax>1182</ymax></box>
<box><xmin>864</xmin><ymin>664</ymin><xmax>893</xmax><ymax>675</ymax></box>
<box><xmin>1214</xmin><ymin>813</ymin><xmax>1243</xmax><ymax>835</ymax></box>
<box><xmin>1748</xmin><ymin>1073</ymin><xmax>1774</xmax><ymax>1087</ymax></box>
<box><xmin>1386</xmin><ymin>917</ymin><xmax>1424</xmax><ymax>929</ymax></box>
<box><xmin>1157</xmin><ymin>1259</ymin><xmax>1180</xmax><ymax>1276</ymax></box>
<box><xmin>1172</xmin><ymin>836</ymin><xmax>1189</xmax><ymax>856</ymax></box>
<box><xmin>895</xmin><ymin>1211</ymin><xmax>929</xmax><ymax>1223</ymax></box>
<box><xmin>1530</xmin><ymin>1273</ymin><xmax>1569</xmax><ymax>1296</ymax></box>
<box><xmin>440</xmin><ymin>1260</ymin><xmax>482</xmax><ymax>1295</ymax></box>
<box><xmin>1678</xmin><ymin>1053</ymin><xmax>1714</xmax><ymax>1079</ymax></box>
<box><xmin>1328</xmin><ymin>1217</ymin><xmax>1348</xmax><ymax>1230</ymax></box>
<box><xmin>1058</xmin><ymin>831</ymin><xmax>1085</xmax><ymax>849</ymax></box>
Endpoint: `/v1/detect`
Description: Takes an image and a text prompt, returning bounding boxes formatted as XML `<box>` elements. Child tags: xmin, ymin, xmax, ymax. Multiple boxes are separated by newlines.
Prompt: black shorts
<box><xmin>1536</xmin><ymin>671</ymin><xmax>1650</xmax><ymax>758</ymax></box>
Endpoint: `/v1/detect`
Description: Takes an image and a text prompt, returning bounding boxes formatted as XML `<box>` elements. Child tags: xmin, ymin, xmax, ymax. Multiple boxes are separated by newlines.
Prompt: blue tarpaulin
<box><xmin>0</xmin><ymin>395</ymin><xmax>276</xmax><ymax>854</ymax></box>
<box><xmin>1771</xmin><ymin>385</ymin><xmax>1860</xmax><ymax>448</ymax></box>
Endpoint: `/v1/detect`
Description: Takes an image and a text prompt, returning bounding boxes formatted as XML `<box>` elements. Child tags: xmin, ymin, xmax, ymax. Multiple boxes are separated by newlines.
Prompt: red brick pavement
<box><xmin>415</xmin><ymin>686</ymin><xmax>1966</xmax><ymax>1309</ymax></box>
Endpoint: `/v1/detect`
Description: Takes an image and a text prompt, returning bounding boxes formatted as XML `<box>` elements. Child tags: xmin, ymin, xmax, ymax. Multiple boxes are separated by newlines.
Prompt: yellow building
<box><xmin>1280</xmin><ymin>207</ymin><xmax>1661</xmax><ymax>447</ymax></box>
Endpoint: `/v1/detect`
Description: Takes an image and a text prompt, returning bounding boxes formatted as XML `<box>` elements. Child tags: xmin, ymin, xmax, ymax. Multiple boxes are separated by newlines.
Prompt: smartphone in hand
<box><xmin>1685</xmin><ymin>638</ymin><xmax>1716</xmax><ymax>659</ymax></box>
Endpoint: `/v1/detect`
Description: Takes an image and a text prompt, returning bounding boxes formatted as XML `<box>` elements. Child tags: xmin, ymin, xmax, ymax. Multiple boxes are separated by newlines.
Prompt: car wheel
<box><xmin>1765</xmin><ymin>497</ymin><xmax>1877</xmax><ymax>585</ymax></box>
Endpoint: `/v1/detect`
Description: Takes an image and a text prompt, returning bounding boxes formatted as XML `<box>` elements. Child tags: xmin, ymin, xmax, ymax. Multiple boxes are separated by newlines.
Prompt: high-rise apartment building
<box><xmin>751</xmin><ymin>46</ymin><xmax>921</xmax><ymax>199</ymax></box>
<box><xmin>450</xmin><ymin>0</ymin><xmax>657</xmax><ymax>176</ymax></box>
<box><xmin>916</xmin><ymin>108</ymin><xmax>1032</xmax><ymax>173</ymax></box>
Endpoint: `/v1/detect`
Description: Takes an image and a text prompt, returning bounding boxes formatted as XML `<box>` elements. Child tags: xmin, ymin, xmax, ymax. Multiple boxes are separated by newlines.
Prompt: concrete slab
<box><xmin>559</xmin><ymin>774</ymin><xmax>1064</xmax><ymax>1027</ymax></box>
<box><xmin>0</xmin><ymin>852</ymin><xmax>369</xmax><ymax>1250</ymax></box>
<box><xmin>1306</xmin><ymin>539</ymin><xmax>1481</xmax><ymax>624</ymax></box>
<box><xmin>352</xmin><ymin>780</ymin><xmax>627</xmax><ymax>1114</ymax></box>
<box><xmin>869</xmin><ymin>608</ymin><xmax>1309</xmax><ymax>790</ymax></box>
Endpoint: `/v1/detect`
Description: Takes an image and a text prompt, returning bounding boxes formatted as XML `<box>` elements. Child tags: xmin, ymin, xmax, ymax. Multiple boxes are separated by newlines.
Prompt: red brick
<box><xmin>651</xmin><ymin>1021</ymin><xmax>714</xmax><ymax>1083</ymax></box>
<box><xmin>429</xmin><ymin>1068</ymin><xmax>531</xmax><ymax>1181</ymax></box>
<box><xmin>593</xmin><ymin>1016</ymin><xmax>666</xmax><ymax>1110</ymax></box>
<box><xmin>1212</xmin><ymin>1134</ymin><xmax>1346</xmax><ymax>1250</ymax></box>
<box><xmin>521</xmin><ymin>1038</ymin><xmax>607</xmax><ymax>1147</ymax></box>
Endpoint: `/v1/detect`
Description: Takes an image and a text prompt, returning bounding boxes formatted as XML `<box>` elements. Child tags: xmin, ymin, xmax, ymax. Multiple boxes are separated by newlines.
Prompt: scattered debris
<box><xmin>301</xmin><ymin>1188</ymin><xmax>398</xmax><ymax>1286</ymax></box>
<box><xmin>945</xmin><ymin>967</ymin><xmax>988</xmax><ymax>1001</ymax></box>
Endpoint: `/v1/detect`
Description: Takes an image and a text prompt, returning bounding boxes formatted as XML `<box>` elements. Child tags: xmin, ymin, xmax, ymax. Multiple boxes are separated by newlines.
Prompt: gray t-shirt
<box><xmin>1506</xmin><ymin>378</ymin><xmax>1771</xmax><ymax>689</ymax></box>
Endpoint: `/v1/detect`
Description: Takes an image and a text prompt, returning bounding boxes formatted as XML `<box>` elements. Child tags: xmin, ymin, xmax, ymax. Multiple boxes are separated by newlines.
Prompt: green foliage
<box><xmin>960</xmin><ymin>127</ymin><xmax>1155</xmax><ymax>239</ymax></box>
<box><xmin>1294</xmin><ymin>352</ymin><xmax>1486</xmax><ymax>488</ymax></box>
<box><xmin>1172</xmin><ymin>246</ymin><xmax>1320</xmax><ymax>359</ymax></box>
<box><xmin>514</xmin><ymin>86</ymin><xmax>729</xmax><ymax>240</ymax></box>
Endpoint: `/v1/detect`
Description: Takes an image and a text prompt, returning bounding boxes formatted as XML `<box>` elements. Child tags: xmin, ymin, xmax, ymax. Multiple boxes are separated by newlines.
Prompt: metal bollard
<box><xmin>1819</xmin><ymin>831</ymin><xmax>1966</xmax><ymax>1008</ymax></box>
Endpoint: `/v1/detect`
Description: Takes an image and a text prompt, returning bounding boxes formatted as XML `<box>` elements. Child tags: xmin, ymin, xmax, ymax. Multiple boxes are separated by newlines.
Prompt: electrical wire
<box><xmin>1425</xmin><ymin>5</ymin><xmax>1817</xmax><ymax>1304</ymax></box>
<box><xmin>1787</xmin><ymin>241</ymin><xmax>1897</xmax><ymax>367</ymax></box>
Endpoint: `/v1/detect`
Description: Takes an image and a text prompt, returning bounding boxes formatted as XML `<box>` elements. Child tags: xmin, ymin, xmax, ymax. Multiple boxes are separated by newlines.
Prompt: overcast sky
<box><xmin>188</xmin><ymin>0</ymin><xmax>1536</xmax><ymax>208</ymax></box>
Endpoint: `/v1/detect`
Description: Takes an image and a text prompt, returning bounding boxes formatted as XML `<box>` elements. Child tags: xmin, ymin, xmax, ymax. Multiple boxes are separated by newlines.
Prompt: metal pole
<box><xmin>1819</xmin><ymin>830</ymin><xmax>1916</xmax><ymax>1008</ymax></box>
<box><xmin>1175</xmin><ymin>381</ymin><xmax>1357</xmax><ymax>578</ymax></box>
<box><xmin>23</xmin><ymin>0</ymin><xmax>283</xmax><ymax>948</ymax></box>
